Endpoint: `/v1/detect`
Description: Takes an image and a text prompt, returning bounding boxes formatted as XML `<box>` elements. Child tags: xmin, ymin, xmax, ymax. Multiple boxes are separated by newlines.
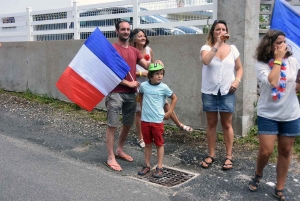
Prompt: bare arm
<box><xmin>230</xmin><ymin>56</ymin><xmax>243</xmax><ymax>89</ymax></box>
<box><xmin>137</xmin><ymin>58</ymin><xmax>150</xmax><ymax>70</ymax></box>
<box><xmin>296</xmin><ymin>83</ymin><xmax>300</xmax><ymax>92</ymax></box>
<box><xmin>201</xmin><ymin>48</ymin><xmax>218</xmax><ymax>65</ymax></box>
<box><xmin>120</xmin><ymin>79</ymin><xmax>140</xmax><ymax>88</ymax></box>
<box><xmin>201</xmin><ymin>38</ymin><xmax>222</xmax><ymax>65</ymax></box>
<box><xmin>268</xmin><ymin>43</ymin><xmax>287</xmax><ymax>87</ymax></box>
<box><xmin>150</xmin><ymin>48</ymin><xmax>155</xmax><ymax>63</ymax></box>
<box><xmin>164</xmin><ymin>93</ymin><xmax>177</xmax><ymax>120</ymax></box>
<box><xmin>139</xmin><ymin>93</ymin><xmax>143</xmax><ymax>109</ymax></box>
<box><xmin>296</xmin><ymin>69</ymin><xmax>300</xmax><ymax>91</ymax></box>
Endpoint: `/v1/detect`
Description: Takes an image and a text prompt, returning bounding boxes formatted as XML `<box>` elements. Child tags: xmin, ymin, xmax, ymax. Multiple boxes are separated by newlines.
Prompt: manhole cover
<box><xmin>135</xmin><ymin>166</ymin><xmax>198</xmax><ymax>187</ymax></box>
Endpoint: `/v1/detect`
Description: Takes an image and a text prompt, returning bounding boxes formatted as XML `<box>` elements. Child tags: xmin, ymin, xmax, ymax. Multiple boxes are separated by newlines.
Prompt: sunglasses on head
<box><xmin>214</xmin><ymin>20</ymin><xmax>226</xmax><ymax>24</ymax></box>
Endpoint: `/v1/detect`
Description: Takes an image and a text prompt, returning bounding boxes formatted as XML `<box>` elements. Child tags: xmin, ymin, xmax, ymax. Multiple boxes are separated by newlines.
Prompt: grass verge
<box><xmin>1</xmin><ymin>89</ymin><xmax>299</xmax><ymax>159</ymax></box>
<box><xmin>0</xmin><ymin>89</ymin><xmax>107</xmax><ymax>123</ymax></box>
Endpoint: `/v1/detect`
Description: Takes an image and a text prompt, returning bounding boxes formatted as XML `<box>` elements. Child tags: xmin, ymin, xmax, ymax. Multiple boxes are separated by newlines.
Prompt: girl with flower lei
<box><xmin>249</xmin><ymin>30</ymin><xmax>300</xmax><ymax>201</ymax></box>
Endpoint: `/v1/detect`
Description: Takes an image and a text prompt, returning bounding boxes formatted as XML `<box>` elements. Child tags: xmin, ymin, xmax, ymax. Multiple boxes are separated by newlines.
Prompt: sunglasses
<box><xmin>214</xmin><ymin>20</ymin><xmax>226</xmax><ymax>25</ymax></box>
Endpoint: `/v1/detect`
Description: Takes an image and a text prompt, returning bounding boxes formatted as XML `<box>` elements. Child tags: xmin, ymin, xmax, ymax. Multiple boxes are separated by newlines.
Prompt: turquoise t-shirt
<box><xmin>139</xmin><ymin>81</ymin><xmax>173</xmax><ymax>123</ymax></box>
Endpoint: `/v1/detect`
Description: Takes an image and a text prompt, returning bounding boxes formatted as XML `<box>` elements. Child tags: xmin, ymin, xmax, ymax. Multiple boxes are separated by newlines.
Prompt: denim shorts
<box><xmin>257</xmin><ymin>116</ymin><xmax>300</xmax><ymax>136</ymax></box>
<box><xmin>202</xmin><ymin>91</ymin><xmax>236</xmax><ymax>112</ymax></box>
<box><xmin>105</xmin><ymin>92</ymin><xmax>136</xmax><ymax>127</ymax></box>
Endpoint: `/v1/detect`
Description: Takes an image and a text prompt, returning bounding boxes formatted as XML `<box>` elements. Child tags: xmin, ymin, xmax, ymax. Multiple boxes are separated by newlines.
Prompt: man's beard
<box><xmin>119</xmin><ymin>35</ymin><xmax>129</xmax><ymax>42</ymax></box>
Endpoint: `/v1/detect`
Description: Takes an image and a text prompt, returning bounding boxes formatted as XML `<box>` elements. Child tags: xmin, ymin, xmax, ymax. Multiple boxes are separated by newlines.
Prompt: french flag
<box><xmin>271</xmin><ymin>0</ymin><xmax>300</xmax><ymax>64</ymax></box>
<box><xmin>56</xmin><ymin>28</ymin><xmax>130</xmax><ymax>111</ymax></box>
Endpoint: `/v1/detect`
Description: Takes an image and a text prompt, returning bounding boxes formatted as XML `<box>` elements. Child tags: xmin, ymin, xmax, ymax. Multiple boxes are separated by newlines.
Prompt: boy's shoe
<box><xmin>138</xmin><ymin>165</ymin><xmax>150</xmax><ymax>175</ymax></box>
<box><xmin>153</xmin><ymin>167</ymin><xmax>163</xmax><ymax>178</ymax></box>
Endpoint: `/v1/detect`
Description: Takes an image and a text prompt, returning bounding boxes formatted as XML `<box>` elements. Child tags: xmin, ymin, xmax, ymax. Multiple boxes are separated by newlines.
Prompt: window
<box><xmin>2</xmin><ymin>17</ymin><xmax>16</xmax><ymax>28</ymax></box>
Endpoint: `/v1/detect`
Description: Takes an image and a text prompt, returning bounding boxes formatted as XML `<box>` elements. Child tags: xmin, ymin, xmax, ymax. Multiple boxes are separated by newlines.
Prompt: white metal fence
<box><xmin>0</xmin><ymin>0</ymin><xmax>217</xmax><ymax>42</ymax></box>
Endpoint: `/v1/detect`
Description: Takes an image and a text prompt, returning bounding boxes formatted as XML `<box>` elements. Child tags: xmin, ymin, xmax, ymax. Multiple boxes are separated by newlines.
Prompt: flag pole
<box><xmin>128</xmin><ymin>72</ymin><xmax>139</xmax><ymax>93</ymax></box>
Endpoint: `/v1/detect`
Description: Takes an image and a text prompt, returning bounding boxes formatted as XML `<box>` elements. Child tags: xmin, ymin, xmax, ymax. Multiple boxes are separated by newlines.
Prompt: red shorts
<box><xmin>141</xmin><ymin>121</ymin><xmax>164</xmax><ymax>146</ymax></box>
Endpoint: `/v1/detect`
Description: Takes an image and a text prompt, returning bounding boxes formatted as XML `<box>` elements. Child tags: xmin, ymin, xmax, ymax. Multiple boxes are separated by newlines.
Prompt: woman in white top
<box><xmin>248</xmin><ymin>30</ymin><xmax>300</xmax><ymax>201</ymax></box>
<box><xmin>199</xmin><ymin>20</ymin><xmax>243</xmax><ymax>170</ymax></box>
<box><xmin>130</xmin><ymin>28</ymin><xmax>193</xmax><ymax>148</ymax></box>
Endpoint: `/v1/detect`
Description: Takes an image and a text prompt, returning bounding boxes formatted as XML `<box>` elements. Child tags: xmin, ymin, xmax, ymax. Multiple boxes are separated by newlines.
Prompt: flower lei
<box><xmin>269</xmin><ymin>58</ymin><xmax>287</xmax><ymax>100</ymax></box>
<box><xmin>144</xmin><ymin>54</ymin><xmax>150</xmax><ymax>61</ymax></box>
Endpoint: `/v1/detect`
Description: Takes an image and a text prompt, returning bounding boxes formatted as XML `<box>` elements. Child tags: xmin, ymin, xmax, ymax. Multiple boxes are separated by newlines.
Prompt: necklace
<box><xmin>269</xmin><ymin>58</ymin><xmax>287</xmax><ymax>100</ymax></box>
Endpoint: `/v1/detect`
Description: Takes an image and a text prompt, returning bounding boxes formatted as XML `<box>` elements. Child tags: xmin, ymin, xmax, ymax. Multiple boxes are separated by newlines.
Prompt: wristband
<box><xmin>235</xmin><ymin>78</ymin><xmax>241</xmax><ymax>82</ymax></box>
<box><xmin>211</xmin><ymin>47</ymin><xmax>218</xmax><ymax>52</ymax></box>
<box><xmin>140</xmin><ymin>71</ymin><xmax>142</xmax><ymax>77</ymax></box>
<box><xmin>273</xmin><ymin>60</ymin><xmax>282</xmax><ymax>66</ymax></box>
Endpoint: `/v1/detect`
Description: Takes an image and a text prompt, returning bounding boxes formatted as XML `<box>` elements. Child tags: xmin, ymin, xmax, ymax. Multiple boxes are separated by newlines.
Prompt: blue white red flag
<box><xmin>56</xmin><ymin>28</ymin><xmax>130</xmax><ymax>111</ymax></box>
<box><xmin>271</xmin><ymin>0</ymin><xmax>300</xmax><ymax>63</ymax></box>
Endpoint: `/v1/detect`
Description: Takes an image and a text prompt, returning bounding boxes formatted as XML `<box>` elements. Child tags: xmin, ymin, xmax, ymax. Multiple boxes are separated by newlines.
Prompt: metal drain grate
<box><xmin>135</xmin><ymin>167</ymin><xmax>196</xmax><ymax>187</ymax></box>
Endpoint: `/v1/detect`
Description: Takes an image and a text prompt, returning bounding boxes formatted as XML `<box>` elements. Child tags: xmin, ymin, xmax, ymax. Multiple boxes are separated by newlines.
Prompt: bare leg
<box><xmin>164</xmin><ymin>102</ymin><xmax>181</xmax><ymax>127</ymax></box>
<box><xmin>276</xmin><ymin>136</ymin><xmax>295</xmax><ymax>193</ymax></box>
<box><xmin>157</xmin><ymin>145</ymin><xmax>164</xmax><ymax>168</ymax></box>
<box><xmin>256</xmin><ymin>135</ymin><xmax>277</xmax><ymax>175</ymax></box>
<box><xmin>220</xmin><ymin>112</ymin><xmax>234</xmax><ymax>168</ymax></box>
<box><xmin>135</xmin><ymin>111</ymin><xmax>143</xmax><ymax>141</ymax></box>
<box><xmin>115</xmin><ymin>124</ymin><xmax>133</xmax><ymax>161</ymax></box>
<box><xmin>144</xmin><ymin>143</ymin><xmax>152</xmax><ymax>167</ymax></box>
<box><xmin>201</xmin><ymin>112</ymin><xmax>218</xmax><ymax>168</ymax></box>
<box><xmin>106</xmin><ymin>126</ymin><xmax>122</xmax><ymax>171</ymax></box>
<box><xmin>249</xmin><ymin>134</ymin><xmax>277</xmax><ymax>190</ymax></box>
<box><xmin>164</xmin><ymin>102</ymin><xmax>192</xmax><ymax>132</ymax></box>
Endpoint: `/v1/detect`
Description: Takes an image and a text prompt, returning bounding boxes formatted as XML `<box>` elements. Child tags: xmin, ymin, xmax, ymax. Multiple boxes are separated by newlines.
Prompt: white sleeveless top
<box><xmin>136</xmin><ymin>46</ymin><xmax>150</xmax><ymax>83</ymax></box>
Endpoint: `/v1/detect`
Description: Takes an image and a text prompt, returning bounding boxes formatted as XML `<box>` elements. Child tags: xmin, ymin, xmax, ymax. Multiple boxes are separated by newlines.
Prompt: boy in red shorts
<box><xmin>137</xmin><ymin>63</ymin><xmax>177</xmax><ymax>178</ymax></box>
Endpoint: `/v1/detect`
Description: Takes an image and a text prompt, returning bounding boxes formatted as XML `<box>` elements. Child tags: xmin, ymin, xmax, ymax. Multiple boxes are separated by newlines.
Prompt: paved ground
<box><xmin>0</xmin><ymin>92</ymin><xmax>299</xmax><ymax>200</ymax></box>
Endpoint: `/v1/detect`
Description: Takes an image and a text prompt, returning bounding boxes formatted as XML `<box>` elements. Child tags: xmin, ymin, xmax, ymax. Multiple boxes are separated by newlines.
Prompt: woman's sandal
<box><xmin>200</xmin><ymin>156</ymin><xmax>215</xmax><ymax>169</ymax></box>
<box><xmin>248</xmin><ymin>172</ymin><xmax>263</xmax><ymax>192</ymax></box>
<box><xmin>274</xmin><ymin>189</ymin><xmax>290</xmax><ymax>201</ymax></box>
<box><xmin>222</xmin><ymin>158</ymin><xmax>233</xmax><ymax>170</ymax></box>
<box><xmin>179</xmin><ymin>124</ymin><xmax>193</xmax><ymax>132</ymax></box>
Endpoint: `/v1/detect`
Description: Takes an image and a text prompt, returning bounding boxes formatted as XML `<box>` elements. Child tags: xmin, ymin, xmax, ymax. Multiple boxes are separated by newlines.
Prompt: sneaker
<box><xmin>138</xmin><ymin>165</ymin><xmax>150</xmax><ymax>175</ymax></box>
<box><xmin>153</xmin><ymin>167</ymin><xmax>163</xmax><ymax>178</ymax></box>
<box><xmin>137</xmin><ymin>139</ymin><xmax>145</xmax><ymax>148</ymax></box>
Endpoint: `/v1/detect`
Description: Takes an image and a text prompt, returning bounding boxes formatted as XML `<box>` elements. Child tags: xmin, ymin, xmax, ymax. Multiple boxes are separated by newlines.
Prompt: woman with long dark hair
<box><xmin>248</xmin><ymin>29</ymin><xmax>300</xmax><ymax>200</ymax></box>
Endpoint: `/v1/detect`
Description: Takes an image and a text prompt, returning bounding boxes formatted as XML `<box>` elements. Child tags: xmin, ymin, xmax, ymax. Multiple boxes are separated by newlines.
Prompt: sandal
<box><xmin>222</xmin><ymin>158</ymin><xmax>233</xmax><ymax>170</ymax></box>
<box><xmin>153</xmin><ymin>167</ymin><xmax>163</xmax><ymax>178</ymax></box>
<box><xmin>274</xmin><ymin>189</ymin><xmax>290</xmax><ymax>201</ymax></box>
<box><xmin>179</xmin><ymin>124</ymin><xmax>193</xmax><ymax>132</ymax></box>
<box><xmin>137</xmin><ymin>139</ymin><xmax>145</xmax><ymax>148</ymax></box>
<box><xmin>248</xmin><ymin>172</ymin><xmax>263</xmax><ymax>192</ymax></box>
<box><xmin>200</xmin><ymin>156</ymin><xmax>215</xmax><ymax>169</ymax></box>
<box><xmin>138</xmin><ymin>165</ymin><xmax>151</xmax><ymax>176</ymax></box>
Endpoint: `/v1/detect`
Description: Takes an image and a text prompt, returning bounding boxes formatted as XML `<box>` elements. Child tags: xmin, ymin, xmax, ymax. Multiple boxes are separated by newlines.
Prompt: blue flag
<box><xmin>271</xmin><ymin>0</ymin><xmax>300</xmax><ymax>63</ymax></box>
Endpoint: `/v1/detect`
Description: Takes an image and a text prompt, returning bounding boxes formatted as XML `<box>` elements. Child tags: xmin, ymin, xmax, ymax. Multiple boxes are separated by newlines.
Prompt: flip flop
<box><xmin>104</xmin><ymin>162</ymin><xmax>122</xmax><ymax>171</ymax></box>
<box><xmin>115</xmin><ymin>153</ymin><xmax>134</xmax><ymax>162</ymax></box>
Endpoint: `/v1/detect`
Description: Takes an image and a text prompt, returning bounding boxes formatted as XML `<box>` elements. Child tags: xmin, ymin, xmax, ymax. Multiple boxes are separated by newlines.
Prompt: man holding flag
<box><xmin>105</xmin><ymin>20</ymin><xmax>162</xmax><ymax>171</ymax></box>
<box><xmin>56</xmin><ymin>18</ymin><xmax>162</xmax><ymax>171</ymax></box>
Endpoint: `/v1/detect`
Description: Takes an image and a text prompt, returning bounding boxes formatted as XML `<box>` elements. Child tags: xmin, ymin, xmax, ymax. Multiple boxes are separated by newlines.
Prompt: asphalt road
<box><xmin>0</xmin><ymin>95</ymin><xmax>299</xmax><ymax>201</ymax></box>
<box><xmin>0</xmin><ymin>133</ymin><xmax>171</xmax><ymax>201</ymax></box>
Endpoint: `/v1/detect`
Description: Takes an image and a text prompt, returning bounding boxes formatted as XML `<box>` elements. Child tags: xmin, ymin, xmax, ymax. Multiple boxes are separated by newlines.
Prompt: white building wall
<box><xmin>0</xmin><ymin>0</ymin><xmax>73</xmax><ymax>15</ymax></box>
